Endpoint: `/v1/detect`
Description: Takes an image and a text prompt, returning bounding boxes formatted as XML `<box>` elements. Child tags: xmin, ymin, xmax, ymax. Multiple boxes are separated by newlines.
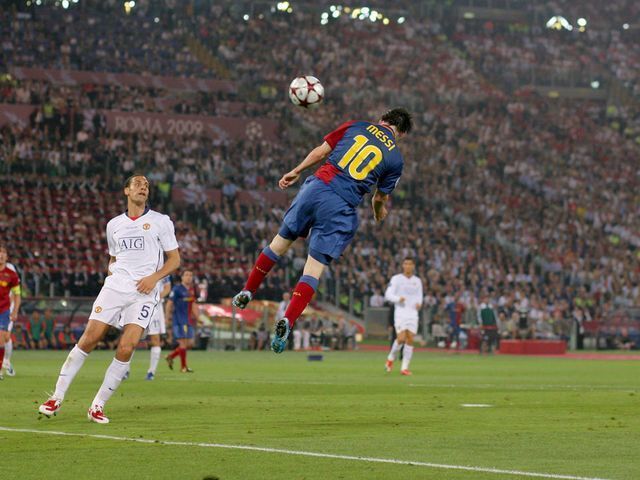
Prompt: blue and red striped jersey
<box><xmin>315</xmin><ymin>121</ymin><xmax>404</xmax><ymax>207</ymax></box>
<box><xmin>169</xmin><ymin>284</ymin><xmax>196</xmax><ymax>325</ymax></box>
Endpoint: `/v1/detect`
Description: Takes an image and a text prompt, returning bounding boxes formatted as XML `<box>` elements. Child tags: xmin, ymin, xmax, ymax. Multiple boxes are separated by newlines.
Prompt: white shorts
<box><xmin>91</xmin><ymin>285</ymin><xmax>159</xmax><ymax>330</ymax></box>
<box><xmin>146</xmin><ymin>305</ymin><xmax>166</xmax><ymax>336</ymax></box>
<box><xmin>394</xmin><ymin>318</ymin><xmax>418</xmax><ymax>335</ymax></box>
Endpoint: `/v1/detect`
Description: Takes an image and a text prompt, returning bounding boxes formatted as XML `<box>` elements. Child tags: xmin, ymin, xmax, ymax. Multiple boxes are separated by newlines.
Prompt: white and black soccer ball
<box><xmin>288</xmin><ymin>75</ymin><xmax>324</xmax><ymax>109</ymax></box>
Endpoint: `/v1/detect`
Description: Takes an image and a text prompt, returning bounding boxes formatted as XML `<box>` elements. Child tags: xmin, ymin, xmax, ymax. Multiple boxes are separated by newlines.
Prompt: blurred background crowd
<box><xmin>1</xmin><ymin>0</ymin><xmax>639</xmax><ymax>349</ymax></box>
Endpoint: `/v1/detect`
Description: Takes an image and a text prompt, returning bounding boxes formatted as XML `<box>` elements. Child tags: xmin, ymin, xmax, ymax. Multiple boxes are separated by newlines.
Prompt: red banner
<box><xmin>10</xmin><ymin>67</ymin><xmax>236</xmax><ymax>94</ymax></box>
<box><xmin>100</xmin><ymin>110</ymin><xmax>279</xmax><ymax>141</ymax></box>
<box><xmin>0</xmin><ymin>104</ymin><xmax>35</xmax><ymax>128</ymax></box>
<box><xmin>171</xmin><ymin>188</ymin><xmax>288</xmax><ymax>206</ymax></box>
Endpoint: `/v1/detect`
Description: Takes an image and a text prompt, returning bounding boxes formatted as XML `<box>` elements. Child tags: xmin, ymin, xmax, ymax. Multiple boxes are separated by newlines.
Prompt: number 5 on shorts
<box><xmin>138</xmin><ymin>304</ymin><xmax>151</xmax><ymax>322</ymax></box>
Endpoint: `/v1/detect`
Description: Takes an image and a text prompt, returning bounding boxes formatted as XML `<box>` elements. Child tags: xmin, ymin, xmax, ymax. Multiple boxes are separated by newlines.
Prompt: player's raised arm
<box><xmin>278</xmin><ymin>141</ymin><xmax>332</xmax><ymax>190</ymax></box>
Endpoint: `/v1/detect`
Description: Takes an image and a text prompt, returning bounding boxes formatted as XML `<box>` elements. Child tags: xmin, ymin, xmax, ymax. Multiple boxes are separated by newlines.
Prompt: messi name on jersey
<box><xmin>365</xmin><ymin>124</ymin><xmax>396</xmax><ymax>151</ymax></box>
<box><xmin>118</xmin><ymin>236</ymin><xmax>145</xmax><ymax>250</ymax></box>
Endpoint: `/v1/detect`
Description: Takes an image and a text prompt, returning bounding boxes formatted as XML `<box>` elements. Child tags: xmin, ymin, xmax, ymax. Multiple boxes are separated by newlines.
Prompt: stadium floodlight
<box><xmin>154</xmin><ymin>17</ymin><xmax>159</xmax><ymax>23</ymax></box>
<box><xmin>577</xmin><ymin>18</ymin><xmax>587</xmax><ymax>27</ymax></box>
<box><xmin>62</xmin><ymin>0</ymin><xmax>69</xmax><ymax>8</ymax></box>
<box><xmin>243</xmin><ymin>14</ymin><xmax>249</xmax><ymax>21</ymax></box>
<box><xmin>591</xmin><ymin>80</ymin><xmax>600</xmax><ymax>89</ymax></box>
<box><xmin>383</xmin><ymin>17</ymin><xmax>389</xmax><ymax>25</ymax></box>
<box><xmin>332</xmin><ymin>10</ymin><xmax>340</xmax><ymax>18</ymax></box>
<box><xmin>398</xmin><ymin>16</ymin><xmax>405</xmax><ymax>24</ymax></box>
<box><xmin>623</xmin><ymin>23</ymin><xmax>629</xmax><ymax>30</ymax></box>
<box><xmin>546</xmin><ymin>15</ymin><xmax>573</xmax><ymax>31</ymax></box>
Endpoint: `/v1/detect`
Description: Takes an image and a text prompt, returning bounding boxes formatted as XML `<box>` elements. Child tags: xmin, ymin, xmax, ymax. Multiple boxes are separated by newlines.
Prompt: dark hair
<box><xmin>403</xmin><ymin>257</ymin><xmax>415</xmax><ymax>263</ymax></box>
<box><xmin>381</xmin><ymin>107</ymin><xmax>413</xmax><ymax>134</ymax></box>
<box><xmin>124</xmin><ymin>174</ymin><xmax>149</xmax><ymax>189</ymax></box>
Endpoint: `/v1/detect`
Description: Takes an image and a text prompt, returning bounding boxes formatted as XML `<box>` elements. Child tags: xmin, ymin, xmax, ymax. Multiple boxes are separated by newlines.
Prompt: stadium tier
<box><xmin>1</xmin><ymin>0</ymin><xmax>639</xmax><ymax>348</ymax></box>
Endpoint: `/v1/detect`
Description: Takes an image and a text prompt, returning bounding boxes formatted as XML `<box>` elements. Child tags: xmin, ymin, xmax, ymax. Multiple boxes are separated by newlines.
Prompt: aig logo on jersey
<box><xmin>118</xmin><ymin>236</ymin><xmax>145</xmax><ymax>251</ymax></box>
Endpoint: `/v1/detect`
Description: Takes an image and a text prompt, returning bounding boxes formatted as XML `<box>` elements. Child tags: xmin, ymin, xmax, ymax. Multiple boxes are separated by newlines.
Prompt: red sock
<box><xmin>283</xmin><ymin>279</ymin><xmax>317</xmax><ymax>328</ymax></box>
<box><xmin>244</xmin><ymin>248</ymin><xmax>279</xmax><ymax>294</ymax></box>
<box><xmin>178</xmin><ymin>347</ymin><xmax>187</xmax><ymax>369</ymax></box>
<box><xmin>0</xmin><ymin>348</ymin><xmax>4</xmax><ymax>363</ymax></box>
<box><xmin>168</xmin><ymin>347</ymin><xmax>180</xmax><ymax>359</ymax></box>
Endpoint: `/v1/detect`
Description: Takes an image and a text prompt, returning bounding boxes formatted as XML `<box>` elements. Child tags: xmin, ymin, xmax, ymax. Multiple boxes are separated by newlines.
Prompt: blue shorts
<box><xmin>173</xmin><ymin>323</ymin><xmax>194</xmax><ymax>339</ymax></box>
<box><xmin>0</xmin><ymin>310</ymin><xmax>10</xmax><ymax>331</ymax></box>
<box><xmin>279</xmin><ymin>176</ymin><xmax>359</xmax><ymax>265</ymax></box>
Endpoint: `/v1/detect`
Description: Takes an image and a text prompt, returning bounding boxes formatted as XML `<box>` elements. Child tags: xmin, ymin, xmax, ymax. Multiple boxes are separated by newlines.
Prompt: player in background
<box><xmin>3</xmin><ymin>261</ymin><xmax>20</xmax><ymax>376</ymax></box>
<box><xmin>145</xmin><ymin>275</ymin><xmax>171</xmax><ymax>380</ymax></box>
<box><xmin>165</xmin><ymin>270</ymin><xmax>198</xmax><ymax>373</ymax></box>
<box><xmin>38</xmin><ymin>175</ymin><xmax>180</xmax><ymax>423</ymax></box>
<box><xmin>384</xmin><ymin>258</ymin><xmax>423</xmax><ymax>375</ymax></box>
<box><xmin>0</xmin><ymin>246</ymin><xmax>21</xmax><ymax>380</ymax></box>
<box><xmin>232</xmin><ymin>108</ymin><xmax>412</xmax><ymax>353</ymax></box>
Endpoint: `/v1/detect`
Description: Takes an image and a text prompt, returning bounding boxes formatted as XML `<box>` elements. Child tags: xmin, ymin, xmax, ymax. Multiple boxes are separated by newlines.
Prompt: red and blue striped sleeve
<box><xmin>323</xmin><ymin>121</ymin><xmax>356</xmax><ymax>149</ymax></box>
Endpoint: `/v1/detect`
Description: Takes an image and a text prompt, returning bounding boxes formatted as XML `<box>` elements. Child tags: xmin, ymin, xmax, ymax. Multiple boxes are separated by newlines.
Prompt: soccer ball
<box><xmin>288</xmin><ymin>76</ymin><xmax>324</xmax><ymax>109</ymax></box>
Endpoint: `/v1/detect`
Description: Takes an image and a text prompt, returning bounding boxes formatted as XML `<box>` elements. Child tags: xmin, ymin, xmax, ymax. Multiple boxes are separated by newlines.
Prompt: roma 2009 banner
<box><xmin>100</xmin><ymin>110</ymin><xmax>278</xmax><ymax>141</ymax></box>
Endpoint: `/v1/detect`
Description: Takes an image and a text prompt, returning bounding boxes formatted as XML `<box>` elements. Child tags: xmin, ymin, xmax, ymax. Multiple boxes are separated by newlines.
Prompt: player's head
<box><xmin>124</xmin><ymin>174</ymin><xmax>150</xmax><ymax>206</ymax></box>
<box><xmin>402</xmin><ymin>257</ymin><xmax>415</xmax><ymax>276</ymax></box>
<box><xmin>380</xmin><ymin>108</ymin><xmax>413</xmax><ymax>138</ymax></box>
<box><xmin>0</xmin><ymin>245</ymin><xmax>7</xmax><ymax>265</ymax></box>
<box><xmin>181</xmin><ymin>270</ymin><xmax>194</xmax><ymax>286</ymax></box>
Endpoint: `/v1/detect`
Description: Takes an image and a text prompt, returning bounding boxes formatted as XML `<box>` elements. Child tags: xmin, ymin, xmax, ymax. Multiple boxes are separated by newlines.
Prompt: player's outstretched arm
<box><xmin>371</xmin><ymin>190</ymin><xmax>389</xmax><ymax>223</ymax></box>
<box><xmin>278</xmin><ymin>141</ymin><xmax>332</xmax><ymax>189</ymax></box>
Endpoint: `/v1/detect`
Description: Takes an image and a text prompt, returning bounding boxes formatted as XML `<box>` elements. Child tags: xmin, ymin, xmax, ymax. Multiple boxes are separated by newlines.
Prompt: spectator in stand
<box><xmin>26</xmin><ymin>309</ymin><xmax>47</xmax><ymax>350</ymax></box>
<box><xmin>57</xmin><ymin>323</ymin><xmax>77</xmax><ymax>350</ymax></box>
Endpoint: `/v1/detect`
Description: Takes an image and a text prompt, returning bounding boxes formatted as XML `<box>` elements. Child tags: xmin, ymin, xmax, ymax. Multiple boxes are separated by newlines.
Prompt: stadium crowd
<box><xmin>1</xmin><ymin>1</ymin><xmax>639</xmax><ymax>348</ymax></box>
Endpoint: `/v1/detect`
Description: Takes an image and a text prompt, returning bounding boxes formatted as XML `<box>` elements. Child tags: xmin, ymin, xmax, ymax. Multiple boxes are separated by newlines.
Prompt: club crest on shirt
<box><xmin>143</xmin><ymin>223</ymin><xmax>151</xmax><ymax>230</ymax></box>
<box><xmin>95</xmin><ymin>306</ymin><xmax>103</xmax><ymax>313</ymax></box>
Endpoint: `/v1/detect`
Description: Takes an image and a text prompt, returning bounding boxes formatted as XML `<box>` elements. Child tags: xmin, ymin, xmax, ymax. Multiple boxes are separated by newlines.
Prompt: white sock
<box><xmin>53</xmin><ymin>345</ymin><xmax>89</xmax><ymax>401</ymax></box>
<box><xmin>92</xmin><ymin>358</ymin><xmax>130</xmax><ymax>408</ymax></box>
<box><xmin>3</xmin><ymin>340</ymin><xmax>13</xmax><ymax>367</ymax></box>
<box><xmin>387</xmin><ymin>340</ymin><xmax>402</xmax><ymax>362</ymax></box>
<box><xmin>148</xmin><ymin>346</ymin><xmax>161</xmax><ymax>374</ymax></box>
<box><xmin>401</xmin><ymin>345</ymin><xmax>414</xmax><ymax>371</ymax></box>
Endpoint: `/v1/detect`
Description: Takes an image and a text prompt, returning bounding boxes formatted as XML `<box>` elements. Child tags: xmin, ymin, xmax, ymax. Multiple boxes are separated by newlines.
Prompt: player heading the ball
<box><xmin>39</xmin><ymin>174</ymin><xmax>180</xmax><ymax>424</ymax></box>
<box><xmin>232</xmin><ymin>108</ymin><xmax>413</xmax><ymax>353</ymax></box>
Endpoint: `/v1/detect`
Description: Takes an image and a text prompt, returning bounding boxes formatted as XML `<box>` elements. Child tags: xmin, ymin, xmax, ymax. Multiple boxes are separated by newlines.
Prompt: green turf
<box><xmin>2</xmin><ymin>350</ymin><xmax>639</xmax><ymax>480</ymax></box>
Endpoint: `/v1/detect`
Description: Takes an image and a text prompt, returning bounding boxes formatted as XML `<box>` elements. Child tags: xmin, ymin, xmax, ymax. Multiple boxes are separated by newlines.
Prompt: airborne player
<box><xmin>232</xmin><ymin>108</ymin><xmax>412</xmax><ymax>353</ymax></box>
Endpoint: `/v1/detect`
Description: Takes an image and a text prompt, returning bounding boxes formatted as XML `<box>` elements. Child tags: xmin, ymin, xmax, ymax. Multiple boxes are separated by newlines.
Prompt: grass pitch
<box><xmin>2</xmin><ymin>350</ymin><xmax>639</xmax><ymax>480</ymax></box>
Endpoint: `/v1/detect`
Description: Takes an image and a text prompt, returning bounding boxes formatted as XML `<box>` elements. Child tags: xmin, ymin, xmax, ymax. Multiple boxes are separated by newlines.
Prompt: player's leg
<box><xmin>0</xmin><ymin>330</ymin><xmax>9</xmax><ymax>379</ymax></box>
<box><xmin>89</xmin><ymin>323</ymin><xmax>145</xmax><ymax>424</ymax></box>
<box><xmin>3</xmin><ymin>318</ymin><xmax>14</xmax><ymax>375</ymax></box>
<box><xmin>3</xmin><ymin>338</ymin><xmax>13</xmax><ymax>376</ymax></box>
<box><xmin>38</xmin><ymin>319</ymin><xmax>111</xmax><ymax>416</ymax></box>
<box><xmin>146</xmin><ymin>334</ymin><xmax>161</xmax><ymax>380</ymax></box>
<box><xmin>166</xmin><ymin>323</ymin><xmax>185</xmax><ymax>369</ymax></box>
<box><xmin>400</xmin><ymin>329</ymin><xmax>416</xmax><ymax>375</ymax></box>
<box><xmin>233</xmin><ymin>234</ymin><xmax>294</xmax><ymax>309</ymax></box>
<box><xmin>386</xmin><ymin>328</ymin><xmax>405</xmax><ymax>372</ymax></box>
<box><xmin>271</xmin><ymin>254</ymin><xmax>325</xmax><ymax>353</ymax></box>
<box><xmin>178</xmin><ymin>337</ymin><xmax>193</xmax><ymax>373</ymax></box>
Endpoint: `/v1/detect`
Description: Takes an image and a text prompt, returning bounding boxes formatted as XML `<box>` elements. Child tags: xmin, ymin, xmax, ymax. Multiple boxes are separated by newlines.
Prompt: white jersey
<box><xmin>104</xmin><ymin>209</ymin><xmax>179</xmax><ymax>293</ymax></box>
<box><xmin>385</xmin><ymin>274</ymin><xmax>423</xmax><ymax>322</ymax></box>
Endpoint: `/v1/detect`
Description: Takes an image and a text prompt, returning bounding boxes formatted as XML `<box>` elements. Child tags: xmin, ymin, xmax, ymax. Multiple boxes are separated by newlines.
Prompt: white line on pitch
<box><xmin>461</xmin><ymin>404</ymin><xmax>493</xmax><ymax>408</ymax></box>
<box><xmin>0</xmin><ymin>426</ymin><xmax>613</xmax><ymax>480</ymax></box>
